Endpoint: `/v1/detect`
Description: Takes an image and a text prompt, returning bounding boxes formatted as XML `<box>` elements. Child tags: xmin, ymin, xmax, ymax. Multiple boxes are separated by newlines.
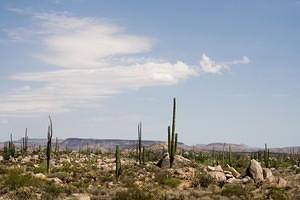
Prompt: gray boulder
<box><xmin>246</xmin><ymin>159</ymin><xmax>264</xmax><ymax>182</ymax></box>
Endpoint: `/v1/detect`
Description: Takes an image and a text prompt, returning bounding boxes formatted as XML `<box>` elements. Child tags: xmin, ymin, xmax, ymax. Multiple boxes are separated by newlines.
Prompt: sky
<box><xmin>0</xmin><ymin>0</ymin><xmax>299</xmax><ymax>147</ymax></box>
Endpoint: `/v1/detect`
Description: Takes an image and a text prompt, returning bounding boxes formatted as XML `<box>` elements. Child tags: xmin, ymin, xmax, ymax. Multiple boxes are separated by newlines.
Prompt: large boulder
<box><xmin>263</xmin><ymin>168</ymin><xmax>275</xmax><ymax>183</ymax></box>
<box><xmin>157</xmin><ymin>153</ymin><xmax>191</xmax><ymax>168</ymax></box>
<box><xmin>246</xmin><ymin>159</ymin><xmax>264</xmax><ymax>182</ymax></box>
<box><xmin>208</xmin><ymin>171</ymin><xmax>227</xmax><ymax>183</ymax></box>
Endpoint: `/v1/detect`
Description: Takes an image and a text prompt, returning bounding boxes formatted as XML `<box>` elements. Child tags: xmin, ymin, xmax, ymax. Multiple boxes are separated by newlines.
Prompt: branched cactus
<box><xmin>168</xmin><ymin>97</ymin><xmax>178</xmax><ymax>168</ymax></box>
<box><xmin>46</xmin><ymin>116</ymin><xmax>53</xmax><ymax>173</ymax></box>
<box><xmin>115</xmin><ymin>145</ymin><xmax>121</xmax><ymax>180</ymax></box>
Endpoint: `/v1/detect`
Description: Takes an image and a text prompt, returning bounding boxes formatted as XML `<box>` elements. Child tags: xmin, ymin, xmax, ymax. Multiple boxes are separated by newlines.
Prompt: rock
<box><xmin>208</xmin><ymin>171</ymin><xmax>226</xmax><ymax>183</ymax></box>
<box><xmin>263</xmin><ymin>168</ymin><xmax>275</xmax><ymax>182</ymax></box>
<box><xmin>32</xmin><ymin>155</ymin><xmax>39</xmax><ymax>161</ymax></box>
<box><xmin>207</xmin><ymin>165</ymin><xmax>223</xmax><ymax>172</ymax></box>
<box><xmin>225</xmin><ymin>173</ymin><xmax>234</xmax><ymax>179</ymax></box>
<box><xmin>0</xmin><ymin>156</ymin><xmax>3</xmax><ymax>162</ymax></box>
<box><xmin>242</xmin><ymin>176</ymin><xmax>252</xmax><ymax>184</ymax></box>
<box><xmin>226</xmin><ymin>164</ymin><xmax>241</xmax><ymax>178</ymax></box>
<box><xmin>69</xmin><ymin>193</ymin><xmax>90</xmax><ymax>200</ymax></box>
<box><xmin>157</xmin><ymin>153</ymin><xmax>191</xmax><ymax>168</ymax></box>
<box><xmin>21</xmin><ymin>156</ymin><xmax>31</xmax><ymax>163</ymax></box>
<box><xmin>224</xmin><ymin>170</ymin><xmax>232</xmax><ymax>175</ymax></box>
<box><xmin>49</xmin><ymin>177</ymin><xmax>63</xmax><ymax>185</ymax></box>
<box><xmin>246</xmin><ymin>159</ymin><xmax>264</xmax><ymax>182</ymax></box>
<box><xmin>226</xmin><ymin>177</ymin><xmax>242</xmax><ymax>184</ymax></box>
<box><xmin>226</xmin><ymin>177</ymin><xmax>235</xmax><ymax>184</ymax></box>
<box><xmin>34</xmin><ymin>173</ymin><xmax>47</xmax><ymax>180</ymax></box>
<box><xmin>277</xmin><ymin>177</ymin><xmax>287</xmax><ymax>188</ymax></box>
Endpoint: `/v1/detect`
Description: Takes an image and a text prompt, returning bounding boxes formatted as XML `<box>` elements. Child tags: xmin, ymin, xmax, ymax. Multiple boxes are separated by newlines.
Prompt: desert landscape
<box><xmin>1</xmin><ymin>1</ymin><xmax>300</xmax><ymax>199</ymax></box>
<box><xmin>0</xmin><ymin>99</ymin><xmax>299</xmax><ymax>200</ymax></box>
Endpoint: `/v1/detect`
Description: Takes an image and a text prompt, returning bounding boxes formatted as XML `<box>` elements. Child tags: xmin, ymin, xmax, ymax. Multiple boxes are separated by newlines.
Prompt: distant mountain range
<box><xmin>0</xmin><ymin>138</ymin><xmax>299</xmax><ymax>153</ymax></box>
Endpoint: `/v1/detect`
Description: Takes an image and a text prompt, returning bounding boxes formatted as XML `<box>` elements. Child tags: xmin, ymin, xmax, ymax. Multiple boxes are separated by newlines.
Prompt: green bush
<box><xmin>221</xmin><ymin>184</ymin><xmax>249</xmax><ymax>198</ymax></box>
<box><xmin>113</xmin><ymin>186</ymin><xmax>154</xmax><ymax>200</ymax></box>
<box><xmin>158</xmin><ymin>177</ymin><xmax>181</xmax><ymax>188</ymax></box>
<box><xmin>4</xmin><ymin>169</ymin><xmax>36</xmax><ymax>189</ymax></box>
<box><xmin>33</xmin><ymin>161</ymin><xmax>48</xmax><ymax>174</ymax></box>
<box><xmin>194</xmin><ymin>174</ymin><xmax>215</xmax><ymax>188</ymax></box>
<box><xmin>267</xmin><ymin>187</ymin><xmax>289</xmax><ymax>200</ymax></box>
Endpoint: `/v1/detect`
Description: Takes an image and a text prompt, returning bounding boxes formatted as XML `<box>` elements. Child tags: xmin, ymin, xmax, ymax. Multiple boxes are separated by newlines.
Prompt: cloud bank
<box><xmin>0</xmin><ymin>11</ymin><xmax>250</xmax><ymax>117</ymax></box>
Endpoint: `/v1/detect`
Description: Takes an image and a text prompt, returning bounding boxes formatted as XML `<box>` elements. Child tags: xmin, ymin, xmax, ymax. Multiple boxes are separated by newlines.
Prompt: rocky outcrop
<box><xmin>246</xmin><ymin>159</ymin><xmax>264</xmax><ymax>182</ymax></box>
<box><xmin>157</xmin><ymin>153</ymin><xmax>192</xmax><ymax>168</ymax></box>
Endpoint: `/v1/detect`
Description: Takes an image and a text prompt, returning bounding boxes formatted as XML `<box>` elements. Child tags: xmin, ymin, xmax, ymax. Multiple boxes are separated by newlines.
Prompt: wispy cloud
<box><xmin>200</xmin><ymin>54</ymin><xmax>249</xmax><ymax>73</ymax></box>
<box><xmin>0</xmin><ymin>10</ymin><xmax>250</xmax><ymax>117</ymax></box>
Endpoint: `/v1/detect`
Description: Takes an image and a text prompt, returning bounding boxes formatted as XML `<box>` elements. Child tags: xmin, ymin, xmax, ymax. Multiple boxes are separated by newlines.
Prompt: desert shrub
<box><xmin>8</xmin><ymin>187</ymin><xmax>35</xmax><ymax>200</ymax></box>
<box><xmin>113</xmin><ymin>186</ymin><xmax>154</xmax><ymax>200</ymax></box>
<box><xmin>33</xmin><ymin>161</ymin><xmax>47</xmax><ymax>174</ymax></box>
<box><xmin>221</xmin><ymin>184</ymin><xmax>249</xmax><ymax>198</ymax></box>
<box><xmin>296</xmin><ymin>168</ymin><xmax>300</xmax><ymax>174</ymax></box>
<box><xmin>48</xmin><ymin>172</ymin><xmax>70</xmax><ymax>183</ymax></box>
<box><xmin>0</xmin><ymin>166</ymin><xmax>7</xmax><ymax>174</ymax></box>
<box><xmin>42</xmin><ymin>182</ymin><xmax>62</xmax><ymax>197</ymax></box>
<box><xmin>4</xmin><ymin>169</ymin><xmax>35</xmax><ymax>189</ymax></box>
<box><xmin>158</xmin><ymin>177</ymin><xmax>181</xmax><ymax>188</ymax></box>
<box><xmin>267</xmin><ymin>187</ymin><xmax>289</xmax><ymax>200</ymax></box>
<box><xmin>194</xmin><ymin>173</ymin><xmax>215</xmax><ymax>188</ymax></box>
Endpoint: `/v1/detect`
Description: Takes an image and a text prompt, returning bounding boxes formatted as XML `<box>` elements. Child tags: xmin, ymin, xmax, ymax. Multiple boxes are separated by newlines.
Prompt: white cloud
<box><xmin>200</xmin><ymin>54</ymin><xmax>249</xmax><ymax>73</ymax></box>
<box><xmin>1</xmin><ymin>11</ymin><xmax>249</xmax><ymax>117</ymax></box>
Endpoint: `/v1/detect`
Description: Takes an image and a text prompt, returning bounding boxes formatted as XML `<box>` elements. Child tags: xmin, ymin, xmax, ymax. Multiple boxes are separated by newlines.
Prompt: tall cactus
<box><xmin>46</xmin><ymin>116</ymin><xmax>53</xmax><ymax>173</ymax></box>
<box><xmin>264</xmin><ymin>143</ymin><xmax>269</xmax><ymax>168</ymax></box>
<box><xmin>8</xmin><ymin>133</ymin><xmax>15</xmax><ymax>158</ymax></box>
<box><xmin>115</xmin><ymin>145</ymin><xmax>121</xmax><ymax>180</ymax></box>
<box><xmin>55</xmin><ymin>137</ymin><xmax>59</xmax><ymax>153</ymax></box>
<box><xmin>137</xmin><ymin>122</ymin><xmax>142</xmax><ymax>165</ymax></box>
<box><xmin>168</xmin><ymin>97</ymin><xmax>178</xmax><ymax>168</ymax></box>
<box><xmin>25</xmin><ymin>128</ymin><xmax>28</xmax><ymax>152</ymax></box>
<box><xmin>222</xmin><ymin>143</ymin><xmax>225</xmax><ymax>166</ymax></box>
<box><xmin>228</xmin><ymin>145</ymin><xmax>232</xmax><ymax>166</ymax></box>
<box><xmin>142</xmin><ymin>146</ymin><xmax>145</xmax><ymax>165</ymax></box>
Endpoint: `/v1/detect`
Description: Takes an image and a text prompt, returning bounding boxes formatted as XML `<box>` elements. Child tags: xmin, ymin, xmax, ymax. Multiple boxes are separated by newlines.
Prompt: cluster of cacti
<box><xmin>264</xmin><ymin>143</ymin><xmax>269</xmax><ymax>168</ymax></box>
<box><xmin>115</xmin><ymin>145</ymin><xmax>121</xmax><ymax>180</ymax></box>
<box><xmin>3</xmin><ymin>133</ymin><xmax>16</xmax><ymax>160</ymax></box>
<box><xmin>168</xmin><ymin>98</ymin><xmax>178</xmax><ymax>168</ymax></box>
<box><xmin>46</xmin><ymin>116</ymin><xmax>53</xmax><ymax>173</ymax></box>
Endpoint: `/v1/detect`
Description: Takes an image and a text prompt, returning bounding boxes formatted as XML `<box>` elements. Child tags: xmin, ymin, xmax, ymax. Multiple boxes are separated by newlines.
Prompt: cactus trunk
<box><xmin>115</xmin><ymin>145</ymin><xmax>121</xmax><ymax>180</ymax></box>
<box><xmin>46</xmin><ymin>116</ymin><xmax>53</xmax><ymax>174</ymax></box>
<box><xmin>169</xmin><ymin>98</ymin><xmax>178</xmax><ymax>168</ymax></box>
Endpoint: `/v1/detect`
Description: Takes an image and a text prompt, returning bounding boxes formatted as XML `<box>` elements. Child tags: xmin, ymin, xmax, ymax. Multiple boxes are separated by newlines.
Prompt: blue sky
<box><xmin>0</xmin><ymin>0</ymin><xmax>299</xmax><ymax>147</ymax></box>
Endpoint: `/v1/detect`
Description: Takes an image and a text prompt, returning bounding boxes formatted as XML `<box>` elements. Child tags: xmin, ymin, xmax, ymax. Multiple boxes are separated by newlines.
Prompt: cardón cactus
<box><xmin>168</xmin><ymin>98</ymin><xmax>178</xmax><ymax>168</ymax></box>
